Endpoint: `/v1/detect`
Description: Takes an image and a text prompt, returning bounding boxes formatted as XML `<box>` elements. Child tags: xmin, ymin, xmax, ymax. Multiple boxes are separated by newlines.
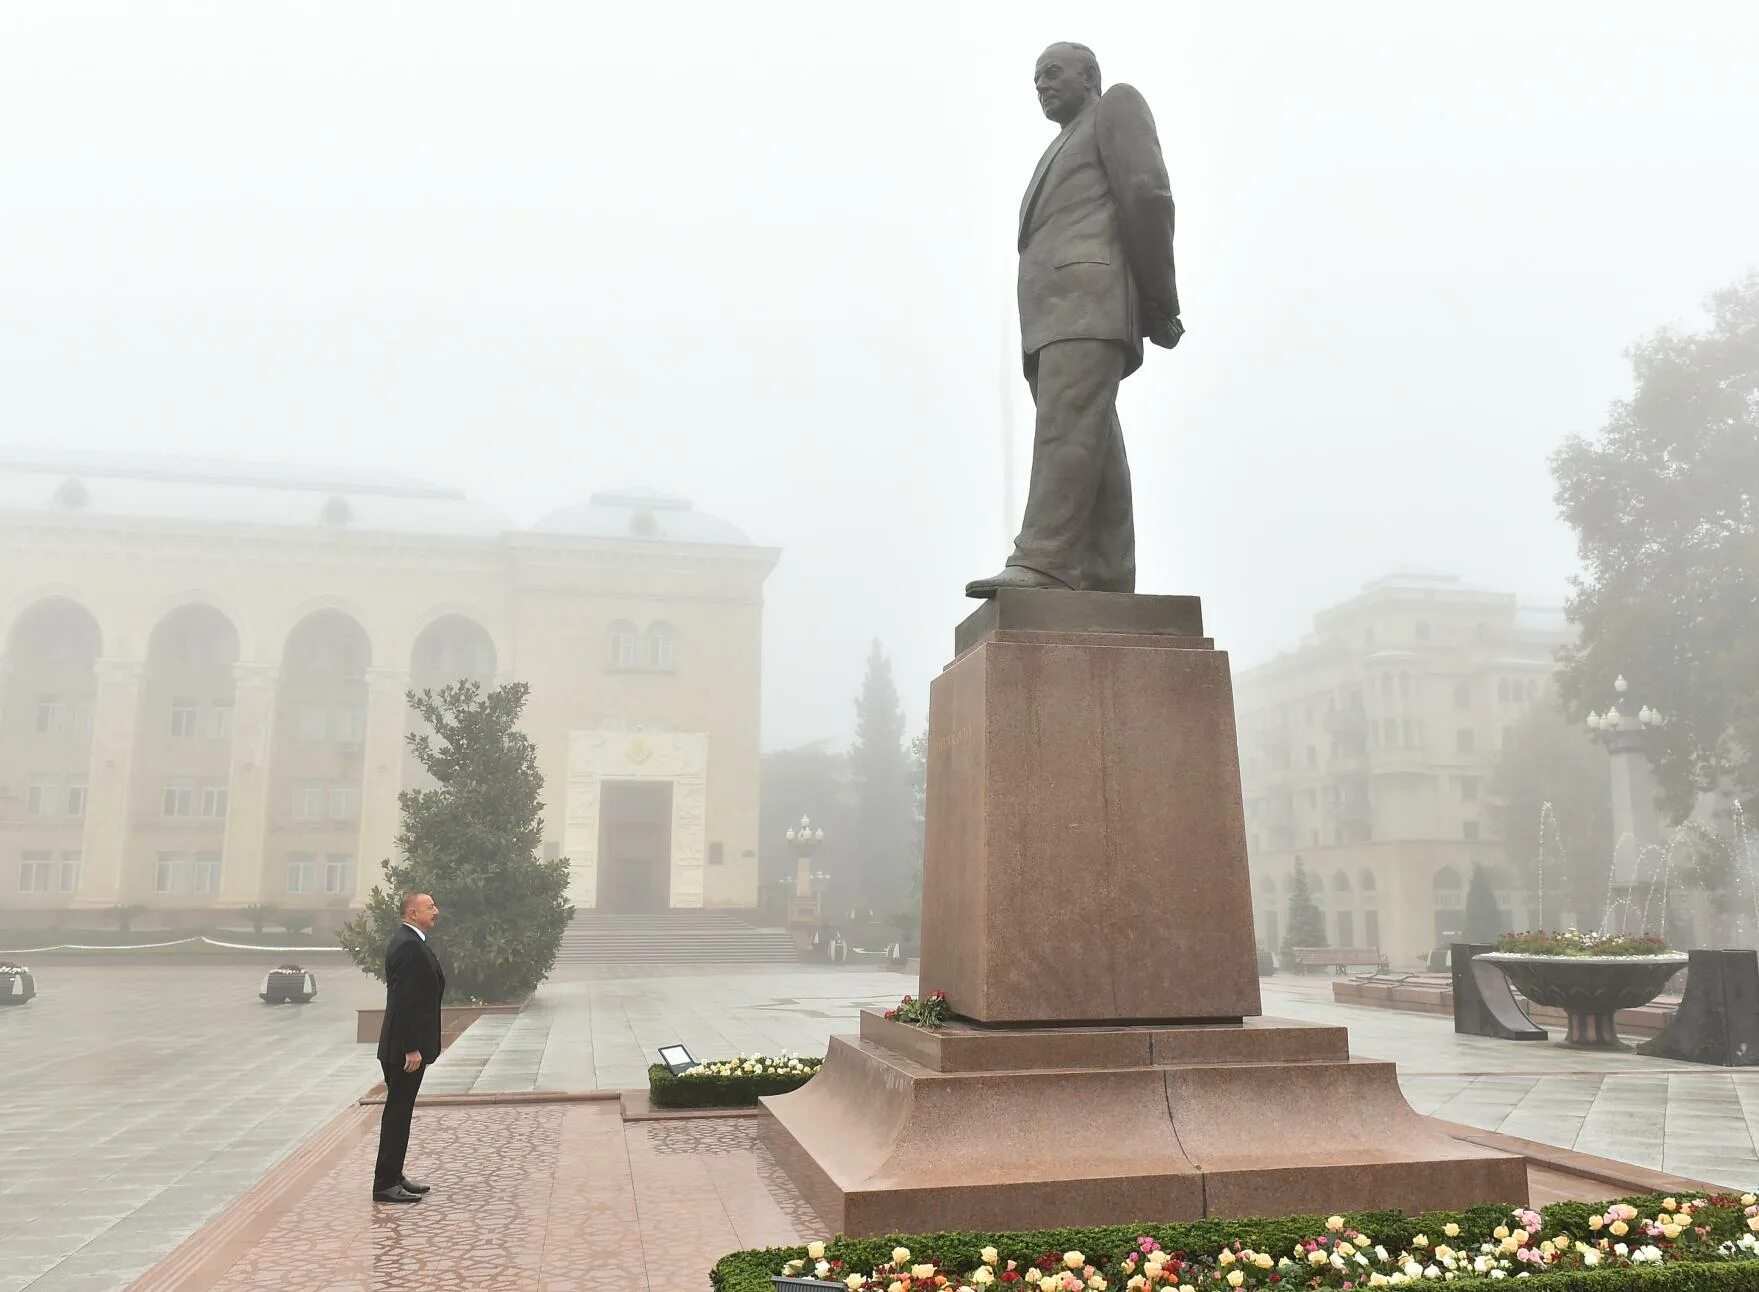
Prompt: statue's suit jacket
<box><xmin>1017</xmin><ymin>84</ymin><xmax>1179</xmax><ymax>379</ymax></box>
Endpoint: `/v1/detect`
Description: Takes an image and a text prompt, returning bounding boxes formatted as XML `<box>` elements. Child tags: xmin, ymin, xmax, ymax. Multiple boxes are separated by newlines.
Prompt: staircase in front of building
<box><xmin>556</xmin><ymin>911</ymin><xmax>802</xmax><ymax>964</ymax></box>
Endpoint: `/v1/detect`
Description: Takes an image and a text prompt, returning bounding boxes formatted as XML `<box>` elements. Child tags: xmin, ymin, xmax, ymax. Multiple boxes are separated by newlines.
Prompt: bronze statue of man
<box><xmin>966</xmin><ymin>43</ymin><xmax>1182</xmax><ymax>598</ymax></box>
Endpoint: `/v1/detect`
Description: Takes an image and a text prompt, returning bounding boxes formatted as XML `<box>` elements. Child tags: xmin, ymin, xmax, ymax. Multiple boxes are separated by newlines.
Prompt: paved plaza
<box><xmin>0</xmin><ymin>958</ymin><xmax>379</xmax><ymax>1292</ymax></box>
<box><xmin>4</xmin><ymin>958</ymin><xmax>1759</xmax><ymax>1291</ymax></box>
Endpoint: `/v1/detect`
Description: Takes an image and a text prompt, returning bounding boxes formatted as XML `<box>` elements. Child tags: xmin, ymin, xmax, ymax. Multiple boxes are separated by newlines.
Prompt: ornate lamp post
<box><xmin>784</xmin><ymin>815</ymin><xmax>826</xmax><ymax>923</ymax></box>
<box><xmin>1585</xmin><ymin>675</ymin><xmax>1667</xmax><ymax>935</ymax></box>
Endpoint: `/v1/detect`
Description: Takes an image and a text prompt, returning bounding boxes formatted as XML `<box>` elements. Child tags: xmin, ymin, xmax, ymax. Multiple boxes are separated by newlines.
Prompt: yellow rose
<box><xmin>1327</xmin><ymin>1216</ymin><xmax>1346</xmax><ymax>1233</ymax></box>
<box><xmin>1662</xmin><ymin>1225</ymin><xmax>1682</xmax><ymax>1240</ymax></box>
<box><xmin>846</xmin><ymin>1278</ymin><xmax>865</xmax><ymax>1290</ymax></box>
<box><xmin>1492</xmin><ymin>1226</ymin><xmax>1509</xmax><ymax>1241</ymax></box>
<box><xmin>1308</xmin><ymin>1251</ymin><xmax>1329</xmax><ymax>1267</ymax></box>
<box><xmin>890</xmin><ymin>1282</ymin><xmax>906</xmax><ymax>1292</ymax></box>
<box><xmin>1255</xmin><ymin>1254</ymin><xmax>1274</xmax><ymax>1270</ymax></box>
<box><xmin>1218</xmin><ymin>1252</ymin><xmax>1235</xmax><ymax>1266</ymax></box>
<box><xmin>1087</xmin><ymin>1279</ymin><xmax>1106</xmax><ymax>1291</ymax></box>
<box><xmin>1369</xmin><ymin>1276</ymin><xmax>1389</xmax><ymax>1287</ymax></box>
<box><xmin>982</xmin><ymin>1249</ymin><xmax>1000</xmax><ymax>1268</ymax></box>
<box><xmin>1610</xmin><ymin>1221</ymin><xmax>1628</xmax><ymax>1238</ymax></box>
<box><xmin>1025</xmin><ymin>1273</ymin><xmax>1042</xmax><ymax>1285</ymax></box>
<box><xmin>1443</xmin><ymin>1224</ymin><xmax>1460</xmax><ymax>1239</ymax></box>
<box><xmin>810</xmin><ymin>1243</ymin><xmax>828</xmax><ymax>1261</ymax></box>
<box><xmin>895</xmin><ymin>1250</ymin><xmax>913</xmax><ymax>1267</ymax></box>
<box><xmin>1662</xmin><ymin>1199</ymin><xmax>1677</xmax><ymax>1212</ymax></box>
<box><xmin>1743</xmin><ymin>1194</ymin><xmax>1757</xmax><ymax>1207</ymax></box>
<box><xmin>1226</xmin><ymin>1273</ymin><xmax>1244</xmax><ymax>1288</ymax></box>
<box><xmin>1589</xmin><ymin>1216</ymin><xmax>1603</xmax><ymax>1231</ymax></box>
<box><xmin>1338</xmin><ymin>1242</ymin><xmax>1355</xmax><ymax>1257</ymax></box>
<box><xmin>973</xmin><ymin>1272</ymin><xmax>996</xmax><ymax>1288</ymax></box>
<box><xmin>913</xmin><ymin>1266</ymin><xmax>938</xmax><ymax>1281</ymax></box>
<box><xmin>1412</xmin><ymin>1235</ymin><xmax>1428</xmax><ymax>1249</ymax></box>
<box><xmin>1748</xmin><ymin>1217</ymin><xmax>1759</xmax><ymax>1234</ymax></box>
<box><xmin>1064</xmin><ymin>1254</ymin><xmax>1086</xmax><ymax>1271</ymax></box>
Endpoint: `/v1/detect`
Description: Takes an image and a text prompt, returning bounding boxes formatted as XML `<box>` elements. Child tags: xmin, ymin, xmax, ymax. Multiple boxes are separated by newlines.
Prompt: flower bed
<box><xmin>716</xmin><ymin>1194</ymin><xmax>1759</xmax><ymax>1292</ymax></box>
<box><xmin>647</xmin><ymin>1052</ymin><xmax>823</xmax><ymax>1109</ymax></box>
<box><xmin>1497</xmin><ymin>930</ymin><xmax>1674</xmax><ymax>958</ymax></box>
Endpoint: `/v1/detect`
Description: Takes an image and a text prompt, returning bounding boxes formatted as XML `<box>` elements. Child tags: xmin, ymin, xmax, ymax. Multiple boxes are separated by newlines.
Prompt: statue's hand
<box><xmin>1149</xmin><ymin>313</ymin><xmax>1185</xmax><ymax>350</ymax></box>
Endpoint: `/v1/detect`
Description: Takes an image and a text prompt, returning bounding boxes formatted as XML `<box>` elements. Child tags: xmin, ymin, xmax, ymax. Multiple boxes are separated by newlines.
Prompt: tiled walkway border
<box><xmin>129</xmin><ymin>1100</ymin><xmax>378</xmax><ymax>1292</ymax></box>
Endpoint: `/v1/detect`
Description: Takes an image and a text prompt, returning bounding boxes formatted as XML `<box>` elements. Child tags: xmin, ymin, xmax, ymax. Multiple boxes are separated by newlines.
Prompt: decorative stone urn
<box><xmin>1476</xmin><ymin>952</ymin><xmax>1688</xmax><ymax>1048</ymax></box>
<box><xmin>0</xmin><ymin>962</ymin><xmax>37</xmax><ymax>1006</ymax></box>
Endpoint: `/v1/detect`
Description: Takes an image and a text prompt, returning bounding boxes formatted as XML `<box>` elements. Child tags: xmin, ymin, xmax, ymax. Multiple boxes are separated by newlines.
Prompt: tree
<box><xmin>1462</xmin><ymin>862</ymin><xmax>1505</xmax><ymax>944</ymax></box>
<box><xmin>1280</xmin><ymin>858</ymin><xmax>1326</xmax><ymax>971</ymax></box>
<box><xmin>892</xmin><ymin>729</ymin><xmax>931</xmax><ymax>949</ymax></box>
<box><xmin>339</xmin><ymin>681</ymin><xmax>573</xmax><ymax>1004</ymax></box>
<box><xmin>1487</xmin><ymin>697</ymin><xmax>1613</xmax><ymax>929</ymax></box>
<box><xmin>848</xmin><ymin>641</ymin><xmax>914</xmax><ymax>915</ymax></box>
<box><xmin>1552</xmin><ymin>272</ymin><xmax>1759</xmax><ymax>821</ymax></box>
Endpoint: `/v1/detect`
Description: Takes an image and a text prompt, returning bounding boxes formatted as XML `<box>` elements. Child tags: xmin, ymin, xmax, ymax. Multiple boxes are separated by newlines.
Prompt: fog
<box><xmin>4</xmin><ymin>0</ymin><xmax>1757</xmax><ymax>746</ymax></box>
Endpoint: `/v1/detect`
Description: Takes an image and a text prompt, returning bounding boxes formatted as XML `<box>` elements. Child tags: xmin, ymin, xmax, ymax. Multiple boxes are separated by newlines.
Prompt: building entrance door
<box><xmin>596</xmin><ymin>780</ymin><xmax>673</xmax><ymax>912</ymax></box>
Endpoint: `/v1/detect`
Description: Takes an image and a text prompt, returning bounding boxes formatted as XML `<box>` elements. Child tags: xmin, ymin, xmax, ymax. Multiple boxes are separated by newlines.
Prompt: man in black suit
<box><xmin>372</xmin><ymin>891</ymin><xmax>444</xmax><ymax>1203</ymax></box>
<box><xmin>966</xmin><ymin>41</ymin><xmax>1182</xmax><ymax>598</ymax></box>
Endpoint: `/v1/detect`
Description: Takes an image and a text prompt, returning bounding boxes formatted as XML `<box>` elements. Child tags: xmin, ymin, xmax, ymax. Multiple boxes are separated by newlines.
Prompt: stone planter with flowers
<box><xmin>1477</xmin><ymin>930</ymin><xmax>1687</xmax><ymax>1049</ymax></box>
<box><xmin>647</xmin><ymin>1052</ymin><xmax>824</xmax><ymax>1109</ymax></box>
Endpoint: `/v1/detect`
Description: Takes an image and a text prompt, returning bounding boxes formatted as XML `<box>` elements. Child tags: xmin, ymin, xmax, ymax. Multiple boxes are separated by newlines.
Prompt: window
<box><xmin>161</xmin><ymin>779</ymin><xmax>196</xmax><ymax>818</ymax></box>
<box><xmin>18</xmin><ymin>851</ymin><xmax>52</xmax><ymax>893</ymax></box>
<box><xmin>211</xmin><ymin>701</ymin><xmax>234</xmax><ymax>739</ymax></box>
<box><xmin>35</xmin><ymin>693</ymin><xmax>66</xmax><ymax>734</ymax></box>
<box><xmin>57</xmin><ymin>852</ymin><xmax>80</xmax><ymax>893</ymax></box>
<box><xmin>1305</xmin><ymin>745</ymin><xmax>1318</xmax><ymax>768</ymax></box>
<box><xmin>66</xmin><ymin>780</ymin><xmax>87</xmax><ymax>818</ymax></box>
<box><xmin>329</xmin><ymin>784</ymin><xmax>360</xmax><ymax>821</ymax></box>
<box><xmin>1416</xmin><ymin>620</ymin><xmax>1431</xmax><ymax>641</ymax></box>
<box><xmin>1453</xmin><ymin>682</ymin><xmax>1471</xmax><ymax>707</ymax></box>
<box><xmin>607</xmin><ymin>620</ymin><xmax>639</xmax><ymax>669</ymax></box>
<box><xmin>25</xmin><ymin>776</ymin><xmax>59</xmax><ymax>816</ymax></box>
<box><xmin>170</xmin><ymin>697</ymin><xmax>199</xmax><ymax>737</ymax></box>
<box><xmin>192</xmin><ymin>852</ymin><xmax>221</xmax><ymax>894</ymax></box>
<box><xmin>286</xmin><ymin>852</ymin><xmax>319</xmax><ymax>894</ymax></box>
<box><xmin>155</xmin><ymin>851</ymin><xmax>190</xmax><ymax>894</ymax></box>
<box><xmin>646</xmin><ymin>622</ymin><xmax>677</xmax><ymax>670</ymax></box>
<box><xmin>1456</xmin><ymin>728</ymin><xmax>1475</xmax><ymax>754</ymax></box>
<box><xmin>1463</xmin><ymin>821</ymin><xmax>1481</xmax><ymax>840</ymax></box>
<box><xmin>1458</xmin><ymin>775</ymin><xmax>1480</xmax><ymax>801</ymax></box>
<box><xmin>298</xmin><ymin>703</ymin><xmax>329</xmax><ymax>742</ymax></box>
<box><xmin>324</xmin><ymin>853</ymin><xmax>353</xmax><ymax>894</ymax></box>
<box><xmin>293</xmin><ymin>782</ymin><xmax>327</xmax><ymax>819</ymax></box>
<box><xmin>333</xmin><ymin>706</ymin><xmax>366</xmax><ymax>744</ymax></box>
<box><xmin>200</xmin><ymin>781</ymin><xmax>229</xmax><ymax>819</ymax></box>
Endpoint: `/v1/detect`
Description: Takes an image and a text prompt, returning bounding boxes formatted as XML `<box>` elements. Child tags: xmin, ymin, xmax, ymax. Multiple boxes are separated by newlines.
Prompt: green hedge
<box><xmin>647</xmin><ymin>1062</ymin><xmax>819</xmax><ymax>1109</ymax></box>
<box><xmin>711</xmin><ymin>1195</ymin><xmax>1759</xmax><ymax>1292</ymax></box>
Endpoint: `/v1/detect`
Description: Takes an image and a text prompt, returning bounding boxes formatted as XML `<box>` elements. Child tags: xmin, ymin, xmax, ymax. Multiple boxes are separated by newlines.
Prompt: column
<box><xmin>218</xmin><ymin>663</ymin><xmax>280</xmax><ymax>905</ymax></box>
<box><xmin>353</xmin><ymin>667</ymin><xmax>409</xmax><ymax>904</ymax></box>
<box><xmin>77</xmin><ymin>658</ymin><xmax>145</xmax><ymax>906</ymax></box>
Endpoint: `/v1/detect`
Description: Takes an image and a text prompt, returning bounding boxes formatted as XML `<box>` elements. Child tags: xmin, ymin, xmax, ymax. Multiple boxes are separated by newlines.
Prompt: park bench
<box><xmin>1292</xmin><ymin>946</ymin><xmax>1389</xmax><ymax>975</ymax></box>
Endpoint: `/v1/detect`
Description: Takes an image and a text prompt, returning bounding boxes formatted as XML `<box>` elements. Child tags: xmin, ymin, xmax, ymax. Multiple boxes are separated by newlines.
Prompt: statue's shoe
<box><xmin>963</xmin><ymin>566</ymin><xmax>1070</xmax><ymax>598</ymax></box>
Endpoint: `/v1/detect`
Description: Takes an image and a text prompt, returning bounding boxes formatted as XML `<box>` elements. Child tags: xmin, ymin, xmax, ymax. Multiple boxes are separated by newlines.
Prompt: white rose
<box><xmin>809</xmin><ymin>1243</ymin><xmax>827</xmax><ymax>1261</ymax></box>
<box><xmin>981</xmin><ymin>1248</ymin><xmax>1000</xmax><ymax>1267</ymax></box>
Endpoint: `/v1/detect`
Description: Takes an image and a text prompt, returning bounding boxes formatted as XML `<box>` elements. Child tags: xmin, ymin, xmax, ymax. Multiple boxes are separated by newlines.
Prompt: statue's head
<box><xmin>1035</xmin><ymin>42</ymin><xmax>1101</xmax><ymax>126</ymax></box>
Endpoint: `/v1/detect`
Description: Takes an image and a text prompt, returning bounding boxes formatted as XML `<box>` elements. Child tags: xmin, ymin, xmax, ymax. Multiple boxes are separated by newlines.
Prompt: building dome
<box><xmin>533</xmin><ymin>489</ymin><xmax>752</xmax><ymax>546</ymax></box>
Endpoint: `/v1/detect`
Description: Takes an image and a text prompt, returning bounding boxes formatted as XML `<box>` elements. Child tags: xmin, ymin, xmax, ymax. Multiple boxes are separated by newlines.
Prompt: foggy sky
<box><xmin>4</xmin><ymin>1</ymin><xmax>1757</xmax><ymax>750</ymax></box>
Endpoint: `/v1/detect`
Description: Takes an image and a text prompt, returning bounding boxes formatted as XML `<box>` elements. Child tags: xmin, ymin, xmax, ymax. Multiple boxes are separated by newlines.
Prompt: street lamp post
<box><xmin>1585</xmin><ymin>675</ymin><xmax>1667</xmax><ymax>936</ymax></box>
<box><xmin>784</xmin><ymin>815</ymin><xmax>826</xmax><ymax>923</ymax></box>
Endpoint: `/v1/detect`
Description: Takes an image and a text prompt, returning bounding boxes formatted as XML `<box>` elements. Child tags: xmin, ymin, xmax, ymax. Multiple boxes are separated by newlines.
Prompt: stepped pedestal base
<box><xmin>759</xmin><ymin>1012</ymin><xmax>1527</xmax><ymax>1236</ymax></box>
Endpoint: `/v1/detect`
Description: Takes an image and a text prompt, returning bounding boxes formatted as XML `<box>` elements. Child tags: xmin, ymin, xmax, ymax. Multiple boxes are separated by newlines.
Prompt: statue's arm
<box><xmin>1096</xmin><ymin>84</ymin><xmax>1182</xmax><ymax>343</ymax></box>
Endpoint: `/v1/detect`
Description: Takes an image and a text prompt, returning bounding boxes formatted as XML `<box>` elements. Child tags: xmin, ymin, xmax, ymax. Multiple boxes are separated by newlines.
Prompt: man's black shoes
<box><xmin>399</xmin><ymin>1177</ymin><xmax>431</xmax><ymax>1194</ymax></box>
<box><xmin>372</xmin><ymin>1184</ymin><xmax>422</xmax><ymax>1203</ymax></box>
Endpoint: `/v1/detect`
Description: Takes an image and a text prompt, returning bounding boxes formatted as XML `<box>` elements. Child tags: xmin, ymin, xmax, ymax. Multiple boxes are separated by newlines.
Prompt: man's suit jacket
<box><xmin>376</xmin><ymin>924</ymin><xmax>445</xmax><ymax>1068</ymax></box>
<box><xmin>1017</xmin><ymin>83</ymin><xmax>1180</xmax><ymax>379</ymax></box>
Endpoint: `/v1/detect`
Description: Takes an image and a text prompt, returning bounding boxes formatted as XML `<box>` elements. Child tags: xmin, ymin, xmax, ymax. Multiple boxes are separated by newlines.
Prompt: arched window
<box><xmin>1358</xmin><ymin>868</ymin><xmax>1377</xmax><ymax>895</ymax></box>
<box><xmin>1432</xmin><ymin>866</ymin><xmax>1463</xmax><ymax>899</ymax></box>
<box><xmin>607</xmin><ymin>620</ymin><xmax>638</xmax><ymax>670</ymax></box>
<box><xmin>1331</xmin><ymin>870</ymin><xmax>1352</xmax><ymax>897</ymax></box>
<box><xmin>646</xmin><ymin>621</ymin><xmax>676</xmax><ymax>671</ymax></box>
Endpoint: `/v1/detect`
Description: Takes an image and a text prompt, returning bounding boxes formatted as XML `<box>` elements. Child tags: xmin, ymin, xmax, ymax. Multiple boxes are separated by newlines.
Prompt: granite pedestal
<box><xmin>761</xmin><ymin>592</ymin><xmax>1527</xmax><ymax>1233</ymax></box>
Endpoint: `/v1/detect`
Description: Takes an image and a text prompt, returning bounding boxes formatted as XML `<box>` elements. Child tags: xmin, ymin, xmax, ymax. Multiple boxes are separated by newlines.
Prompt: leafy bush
<box><xmin>648</xmin><ymin>1054</ymin><xmax>823</xmax><ymax>1108</ymax></box>
<box><xmin>276</xmin><ymin>911</ymin><xmax>314</xmax><ymax>936</ymax></box>
<box><xmin>338</xmin><ymin>681</ymin><xmax>573</xmax><ymax>1004</ymax></box>
<box><xmin>714</xmin><ymin>1193</ymin><xmax>1759</xmax><ymax>1292</ymax></box>
<box><xmin>106</xmin><ymin>903</ymin><xmax>148</xmax><ymax>932</ymax></box>
<box><xmin>1498</xmin><ymin>930</ymin><xmax>1674</xmax><ymax>957</ymax></box>
<box><xmin>240</xmin><ymin>903</ymin><xmax>281</xmax><ymax>934</ymax></box>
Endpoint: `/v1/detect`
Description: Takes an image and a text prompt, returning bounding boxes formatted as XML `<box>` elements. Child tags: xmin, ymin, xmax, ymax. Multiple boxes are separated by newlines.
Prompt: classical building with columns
<box><xmin>0</xmin><ymin>450</ymin><xmax>777</xmax><ymax>930</ymax></box>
